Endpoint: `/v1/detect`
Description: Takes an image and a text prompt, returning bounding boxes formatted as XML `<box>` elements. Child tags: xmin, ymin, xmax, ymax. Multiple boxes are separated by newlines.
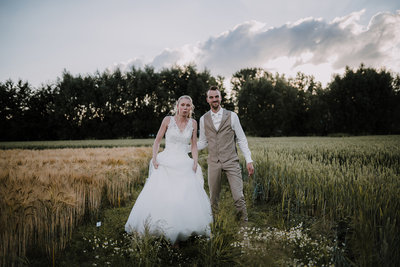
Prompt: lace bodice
<box><xmin>165</xmin><ymin>116</ymin><xmax>193</xmax><ymax>152</ymax></box>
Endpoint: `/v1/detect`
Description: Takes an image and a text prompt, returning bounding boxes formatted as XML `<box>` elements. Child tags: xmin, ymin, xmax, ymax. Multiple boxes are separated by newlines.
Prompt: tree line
<box><xmin>1</xmin><ymin>64</ymin><xmax>399</xmax><ymax>141</ymax></box>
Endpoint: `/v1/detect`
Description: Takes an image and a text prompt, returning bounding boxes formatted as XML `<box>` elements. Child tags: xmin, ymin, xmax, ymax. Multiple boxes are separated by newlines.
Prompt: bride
<box><xmin>125</xmin><ymin>95</ymin><xmax>213</xmax><ymax>244</ymax></box>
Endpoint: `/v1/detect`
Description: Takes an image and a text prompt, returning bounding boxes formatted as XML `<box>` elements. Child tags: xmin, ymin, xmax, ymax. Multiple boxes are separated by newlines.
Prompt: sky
<box><xmin>1</xmin><ymin>0</ymin><xmax>399</xmax><ymax>88</ymax></box>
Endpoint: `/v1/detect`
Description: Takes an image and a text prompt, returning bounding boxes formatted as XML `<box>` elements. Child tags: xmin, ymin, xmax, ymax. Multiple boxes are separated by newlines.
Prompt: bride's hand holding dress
<box><xmin>192</xmin><ymin>162</ymin><xmax>198</xmax><ymax>173</ymax></box>
<box><xmin>152</xmin><ymin>158</ymin><xmax>159</xmax><ymax>169</ymax></box>
<box><xmin>190</xmin><ymin>119</ymin><xmax>199</xmax><ymax>173</ymax></box>
<box><xmin>151</xmin><ymin>116</ymin><xmax>170</xmax><ymax>170</ymax></box>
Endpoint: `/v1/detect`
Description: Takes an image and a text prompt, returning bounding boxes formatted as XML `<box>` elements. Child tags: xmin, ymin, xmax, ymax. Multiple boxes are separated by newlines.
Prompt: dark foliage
<box><xmin>1</xmin><ymin>64</ymin><xmax>399</xmax><ymax>140</ymax></box>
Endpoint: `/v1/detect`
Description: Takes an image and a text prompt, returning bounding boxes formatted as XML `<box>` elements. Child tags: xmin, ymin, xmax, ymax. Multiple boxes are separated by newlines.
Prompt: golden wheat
<box><xmin>0</xmin><ymin>147</ymin><xmax>152</xmax><ymax>266</ymax></box>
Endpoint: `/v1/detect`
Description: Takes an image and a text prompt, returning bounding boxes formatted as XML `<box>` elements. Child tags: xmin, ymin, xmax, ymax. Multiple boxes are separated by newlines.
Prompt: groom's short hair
<box><xmin>207</xmin><ymin>86</ymin><xmax>221</xmax><ymax>97</ymax></box>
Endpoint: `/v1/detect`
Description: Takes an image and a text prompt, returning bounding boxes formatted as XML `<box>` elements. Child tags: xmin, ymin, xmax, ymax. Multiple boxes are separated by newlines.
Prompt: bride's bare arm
<box><xmin>152</xmin><ymin>116</ymin><xmax>170</xmax><ymax>168</ymax></box>
<box><xmin>191</xmin><ymin>119</ymin><xmax>198</xmax><ymax>172</ymax></box>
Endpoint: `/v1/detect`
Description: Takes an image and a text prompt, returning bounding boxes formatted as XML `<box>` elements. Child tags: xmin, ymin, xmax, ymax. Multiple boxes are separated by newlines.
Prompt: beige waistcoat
<box><xmin>204</xmin><ymin>109</ymin><xmax>239</xmax><ymax>163</ymax></box>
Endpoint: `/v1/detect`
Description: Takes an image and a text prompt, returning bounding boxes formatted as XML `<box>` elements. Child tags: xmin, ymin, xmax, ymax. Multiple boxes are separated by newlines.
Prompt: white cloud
<box><xmin>332</xmin><ymin>9</ymin><xmax>366</xmax><ymax>34</ymax></box>
<box><xmin>114</xmin><ymin>9</ymin><xmax>400</xmax><ymax>86</ymax></box>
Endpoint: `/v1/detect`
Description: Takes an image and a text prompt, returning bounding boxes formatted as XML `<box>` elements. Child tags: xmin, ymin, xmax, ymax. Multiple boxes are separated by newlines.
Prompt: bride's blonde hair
<box><xmin>173</xmin><ymin>95</ymin><xmax>195</xmax><ymax>118</ymax></box>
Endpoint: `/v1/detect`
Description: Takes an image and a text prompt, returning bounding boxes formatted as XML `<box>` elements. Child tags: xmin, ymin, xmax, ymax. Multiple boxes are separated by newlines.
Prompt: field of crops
<box><xmin>0</xmin><ymin>147</ymin><xmax>152</xmax><ymax>266</ymax></box>
<box><xmin>0</xmin><ymin>136</ymin><xmax>399</xmax><ymax>266</ymax></box>
<box><xmin>247</xmin><ymin>136</ymin><xmax>400</xmax><ymax>266</ymax></box>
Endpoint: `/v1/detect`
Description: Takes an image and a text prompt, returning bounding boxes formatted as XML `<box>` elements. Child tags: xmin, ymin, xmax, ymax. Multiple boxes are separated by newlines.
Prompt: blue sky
<box><xmin>1</xmin><ymin>0</ymin><xmax>399</xmax><ymax>87</ymax></box>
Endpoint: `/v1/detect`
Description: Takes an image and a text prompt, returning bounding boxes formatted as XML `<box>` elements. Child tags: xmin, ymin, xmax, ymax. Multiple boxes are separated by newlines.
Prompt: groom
<box><xmin>198</xmin><ymin>86</ymin><xmax>254</xmax><ymax>224</ymax></box>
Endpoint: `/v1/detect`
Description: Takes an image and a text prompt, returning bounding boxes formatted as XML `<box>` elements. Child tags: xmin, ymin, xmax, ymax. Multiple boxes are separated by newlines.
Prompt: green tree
<box><xmin>24</xmin><ymin>84</ymin><xmax>57</xmax><ymax>140</ymax></box>
<box><xmin>0</xmin><ymin>80</ymin><xmax>34</xmax><ymax>140</ymax></box>
<box><xmin>289</xmin><ymin>72</ymin><xmax>326</xmax><ymax>135</ymax></box>
<box><xmin>231</xmin><ymin>68</ymin><xmax>267</xmax><ymax>109</ymax></box>
<box><xmin>327</xmin><ymin>64</ymin><xmax>397</xmax><ymax>134</ymax></box>
<box><xmin>235</xmin><ymin>71</ymin><xmax>289</xmax><ymax>136</ymax></box>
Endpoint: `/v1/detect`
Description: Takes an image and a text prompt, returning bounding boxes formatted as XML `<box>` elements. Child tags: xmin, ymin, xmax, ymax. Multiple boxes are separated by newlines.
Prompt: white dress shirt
<box><xmin>198</xmin><ymin>108</ymin><xmax>253</xmax><ymax>164</ymax></box>
<box><xmin>211</xmin><ymin>107</ymin><xmax>224</xmax><ymax>130</ymax></box>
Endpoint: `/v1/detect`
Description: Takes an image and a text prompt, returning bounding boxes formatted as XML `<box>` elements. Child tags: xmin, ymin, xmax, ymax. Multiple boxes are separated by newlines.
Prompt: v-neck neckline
<box><xmin>174</xmin><ymin>116</ymin><xmax>189</xmax><ymax>133</ymax></box>
<box><xmin>209</xmin><ymin>109</ymin><xmax>224</xmax><ymax>132</ymax></box>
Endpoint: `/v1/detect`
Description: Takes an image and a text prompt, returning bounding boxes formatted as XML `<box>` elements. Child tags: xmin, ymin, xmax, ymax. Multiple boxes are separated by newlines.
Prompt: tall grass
<box><xmin>248</xmin><ymin>136</ymin><xmax>400</xmax><ymax>265</ymax></box>
<box><xmin>0</xmin><ymin>147</ymin><xmax>152</xmax><ymax>266</ymax></box>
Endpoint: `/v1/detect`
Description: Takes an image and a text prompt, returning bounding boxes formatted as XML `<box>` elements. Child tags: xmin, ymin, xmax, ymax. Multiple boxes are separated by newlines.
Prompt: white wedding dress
<box><xmin>125</xmin><ymin>116</ymin><xmax>212</xmax><ymax>243</ymax></box>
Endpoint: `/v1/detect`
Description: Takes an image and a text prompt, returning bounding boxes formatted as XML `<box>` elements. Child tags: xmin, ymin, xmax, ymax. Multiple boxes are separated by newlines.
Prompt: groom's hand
<box><xmin>247</xmin><ymin>162</ymin><xmax>254</xmax><ymax>177</ymax></box>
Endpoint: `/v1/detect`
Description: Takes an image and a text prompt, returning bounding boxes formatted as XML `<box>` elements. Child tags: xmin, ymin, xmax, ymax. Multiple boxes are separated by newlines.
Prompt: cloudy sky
<box><xmin>1</xmin><ymin>0</ymin><xmax>399</xmax><ymax>88</ymax></box>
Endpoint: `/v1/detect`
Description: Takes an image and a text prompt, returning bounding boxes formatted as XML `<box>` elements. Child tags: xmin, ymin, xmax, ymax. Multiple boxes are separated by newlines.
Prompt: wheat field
<box><xmin>1</xmin><ymin>136</ymin><xmax>399</xmax><ymax>266</ymax></box>
<box><xmin>247</xmin><ymin>136</ymin><xmax>400</xmax><ymax>265</ymax></box>
<box><xmin>0</xmin><ymin>147</ymin><xmax>152</xmax><ymax>266</ymax></box>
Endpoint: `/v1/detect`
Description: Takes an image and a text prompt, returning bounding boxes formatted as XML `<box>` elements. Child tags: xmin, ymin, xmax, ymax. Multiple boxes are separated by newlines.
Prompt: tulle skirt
<box><xmin>125</xmin><ymin>148</ymin><xmax>213</xmax><ymax>243</ymax></box>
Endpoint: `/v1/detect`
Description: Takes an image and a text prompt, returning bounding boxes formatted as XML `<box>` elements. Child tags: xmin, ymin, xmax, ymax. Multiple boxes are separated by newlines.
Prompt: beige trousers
<box><xmin>208</xmin><ymin>159</ymin><xmax>248</xmax><ymax>221</ymax></box>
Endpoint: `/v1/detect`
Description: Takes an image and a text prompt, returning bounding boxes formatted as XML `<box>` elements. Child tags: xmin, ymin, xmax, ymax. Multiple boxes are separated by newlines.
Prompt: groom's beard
<box><xmin>211</xmin><ymin>102</ymin><xmax>220</xmax><ymax>111</ymax></box>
